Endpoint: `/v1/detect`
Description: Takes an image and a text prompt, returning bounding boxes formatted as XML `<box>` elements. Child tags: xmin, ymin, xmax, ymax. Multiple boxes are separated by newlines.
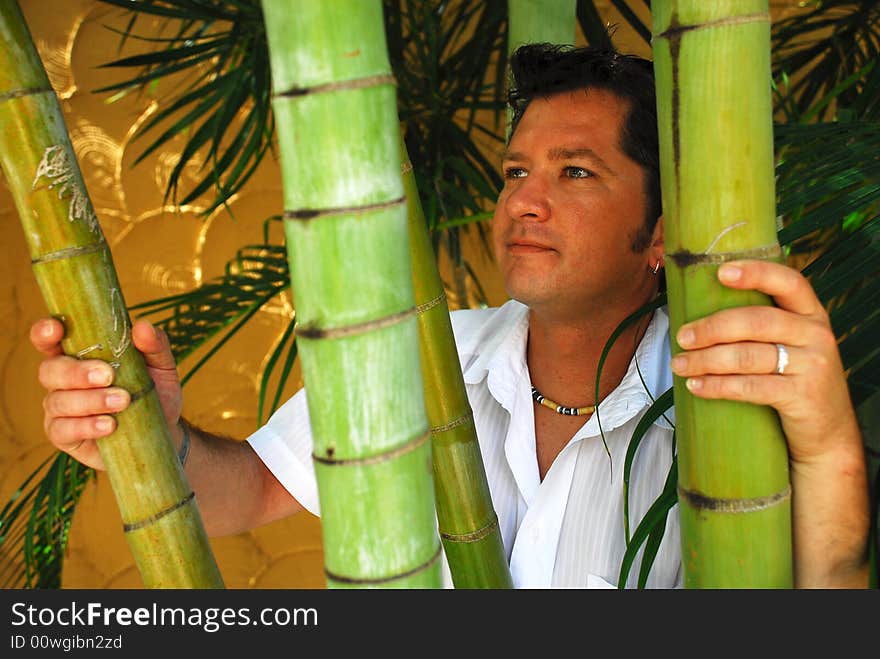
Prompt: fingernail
<box><xmin>677</xmin><ymin>328</ymin><xmax>695</xmax><ymax>347</ymax></box>
<box><xmin>88</xmin><ymin>367</ymin><xmax>112</xmax><ymax>386</ymax></box>
<box><xmin>719</xmin><ymin>264</ymin><xmax>742</xmax><ymax>283</ymax></box>
<box><xmin>686</xmin><ymin>378</ymin><xmax>702</xmax><ymax>392</ymax></box>
<box><xmin>106</xmin><ymin>392</ymin><xmax>127</xmax><ymax>410</ymax></box>
<box><xmin>671</xmin><ymin>356</ymin><xmax>687</xmax><ymax>373</ymax></box>
<box><xmin>96</xmin><ymin>417</ymin><xmax>114</xmax><ymax>433</ymax></box>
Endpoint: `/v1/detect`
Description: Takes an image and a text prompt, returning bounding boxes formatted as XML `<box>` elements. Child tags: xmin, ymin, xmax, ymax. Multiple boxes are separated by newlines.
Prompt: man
<box><xmin>30</xmin><ymin>44</ymin><xmax>869</xmax><ymax>588</ymax></box>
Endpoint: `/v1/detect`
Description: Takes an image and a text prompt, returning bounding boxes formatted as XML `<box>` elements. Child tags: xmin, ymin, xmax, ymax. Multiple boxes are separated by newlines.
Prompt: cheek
<box><xmin>490</xmin><ymin>208</ymin><xmax>507</xmax><ymax>251</ymax></box>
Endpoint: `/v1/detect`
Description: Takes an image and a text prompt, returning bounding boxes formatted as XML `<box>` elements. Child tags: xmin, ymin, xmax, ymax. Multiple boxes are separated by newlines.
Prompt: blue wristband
<box><xmin>177</xmin><ymin>421</ymin><xmax>191</xmax><ymax>467</ymax></box>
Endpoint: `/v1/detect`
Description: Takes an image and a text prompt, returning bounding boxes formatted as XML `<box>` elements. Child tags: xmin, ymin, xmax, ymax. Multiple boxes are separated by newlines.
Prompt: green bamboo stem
<box><xmin>401</xmin><ymin>135</ymin><xmax>512</xmax><ymax>588</ymax></box>
<box><xmin>262</xmin><ymin>0</ymin><xmax>442</xmax><ymax>588</ymax></box>
<box><xmin>507</xmin><ymin>0</ymin><xmax>577</xmax><ymax>52</ymax></box>
<box><xmin>506</xmin><ymin>0</ymin><xmax>576</xmax><ymax>137</ymax></box>
<box><xmin>0</xmin><ymin>0</ymin><xmax>223</xmax><ymax>588</ymax></box>
<box><xmin>652</xmin><ymin>0</ymin><xmax>793</xmax><ymax>587</ymax></box>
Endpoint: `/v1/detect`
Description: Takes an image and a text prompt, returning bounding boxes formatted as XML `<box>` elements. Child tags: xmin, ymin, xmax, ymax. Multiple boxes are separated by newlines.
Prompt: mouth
<box><xmin>507</xmin><ymin>239</ymin><xmax>555</xmax><ymax>254</ymax></box>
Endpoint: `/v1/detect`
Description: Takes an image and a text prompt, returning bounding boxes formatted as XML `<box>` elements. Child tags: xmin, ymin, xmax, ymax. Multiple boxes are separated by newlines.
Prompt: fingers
<box><xmin>39</xmin><ymin>367</ymin><xmax>128</xmax><ymax>473</ymax></box>
<box><xmin>671</xmin><ymin>342</ymin><xmax>804</xmax><ymax>377</ymax></box>
<box><xmin>29</xmin><ymin>317</ymin><xmax>65</xmax><ymax>357</ymax></box>
<box><xmin>716</xmin><ymin>260</ymin><xmax>826</xmax><ymax>317</ymax></box>
<box><xmin>43</xmin><ymin>387</ymin><xmax>130</xmax><ymax>419</ymax></box>
<box><xmin>46</xmin><ymin>415</ymin><xmax>117</xmax><ymax>448</ymax></box>
<box><xmin>683</xmin><ymin>373</ymin><xmax>796</xmax><ymax>409</ymax></box>
<box><xmin>132</xmin><ymin>320</ymin><xmax>177</xmax><ymax>372</ymax></box>
<box><xmin>669</xmin><ymin>259</ymin><xmax>857</xmax><ymax>462</ymax></box>
<box><xmin>44</xmin><ymin>417</ymin><xmax>111</xmax><ymax>471</ymax></box>
<box><xmin>676</xmin><ymin>302</ymin><xmax>835</xmax><ymax>351</ymax></box>
<box><xmin>38</xmin><ymin>355</ymin><xmax>115</xmax><ymax>392</ymax></box>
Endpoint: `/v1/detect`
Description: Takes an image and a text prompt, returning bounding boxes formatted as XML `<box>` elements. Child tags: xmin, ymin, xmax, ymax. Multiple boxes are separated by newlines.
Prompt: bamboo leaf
<box><xmin>618</xmin><ymin>455</ymin><xmax>678</xmax><ymax>589</ymax></box>
<box><xmin>623</xmin><ymin>387</ymin><xmax>674</xmax><ymax>541</ymax></box>
<box><xmin>97</xmin><ymin>0</ymin><xmax>239</xmax><ymax>22</ymax></box>
<box><xmin>608</xmin><ymin>0</ymin><xmax>651</xmax><ymax>44</ymax></box>
<box><xmin>257</xmin><ymin>315</ymin><xmax>297</xmax><ymax>425</ymax></box>
<box><xmin>265</xmin><ymin>322</ymin><xmax>299</xmax><ymax>427</ymax></box>
<box><xmin>576</xmin><ymin>0</ymin><xmax>615</xmax><ymax>48</ymax></box>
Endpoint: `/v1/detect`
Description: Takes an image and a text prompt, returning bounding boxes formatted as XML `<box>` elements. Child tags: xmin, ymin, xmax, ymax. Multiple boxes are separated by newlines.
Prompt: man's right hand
<box><xmin>31</xmin><ymin>317</ymin><xmax>183</xmax><ymax>471</ymax></box>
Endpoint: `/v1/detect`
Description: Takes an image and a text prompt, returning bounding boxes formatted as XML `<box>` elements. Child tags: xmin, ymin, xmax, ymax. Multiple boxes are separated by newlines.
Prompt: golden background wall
<box><xmin>0</xmin><ymin>0</ymin><xmax>802</xmax><ymax>589</ymax></box>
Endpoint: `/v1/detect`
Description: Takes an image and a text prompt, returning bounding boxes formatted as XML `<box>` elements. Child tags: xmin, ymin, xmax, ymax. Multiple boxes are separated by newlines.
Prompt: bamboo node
<box><xmin>295</xmin><ymin>305</ymin><xmax>416</xmax><ymax>340</ymax></box>
<box><xmin>0</xmin><ymin>86</ymin><xmax>53</xmax><ymax>103</ymax></box>
<box><xmin>440</xmin><ymin>515</ymin><xmax>499</xmax><ymax>543</ymax></box>
<box><xmin>127</xmin><ymin>378</ymin><xmax>156</xmax><ymax>405</ymax></box>
<box><xmin>430</xmin><ymin>410</ymin><xmax>474</xmax><ymax>434</ymax></box>
<box><xmin>654</xmin><ymin>12</ymin><xmax>770</xmax><ymax>43</ymax></box>
<box><xmin>274</xmin><ymin>73</ymin><xmax>396</xmax><ymax>98</ymax></box>
<box><xmin>677</xmin><ymin>484</ymin><xmax>791</xmax><ymax>514</ymax></box>
<box><xmin>284</xmin><ymin>194</ymin><xmax>406</xmax><ymax>221</ymax></box>
<box><xmin>122</xmin><ymin>491</ymin><xmax>195</xmax><ymax>533</ymax></box>
<box><xmin>324</xmin><ymin>543</ymin><xmax>442</xmax><ymax>585</ymax></box>
<box><xmin>668</xmin><ymin>243</ymin><xmax>782</xmax><ymax>268</ymax></box>
<box><xmin>416</xmin><ymin>291</ymin><xmax>447</xmax><ymax>315</ymax></box>
<box><xmin>312</xmin><ymin>428</ymin><xmax>430</xmax><ymax>467</ymax></box>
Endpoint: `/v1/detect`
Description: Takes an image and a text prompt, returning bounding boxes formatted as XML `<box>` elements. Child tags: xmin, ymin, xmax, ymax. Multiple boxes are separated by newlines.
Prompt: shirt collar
<box><xmin>461</xmin><ymin>300</ymin><xmax>530</xmax><ymax>387</ymax></box>
<box><xmin>463</xmin><ymin>301</ymin><xmax>674</xmax><ymax>431</ymax></box>
<box><xmin>586</xmin><ymin>306</ymin><xmax>674</xmax><ymax>435</ymax></box>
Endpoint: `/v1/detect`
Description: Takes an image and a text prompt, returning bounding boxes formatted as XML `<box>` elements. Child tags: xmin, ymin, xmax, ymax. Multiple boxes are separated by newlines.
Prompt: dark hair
<box><xmin>507</xmin><ymin>43</ymin><xmax>661</xmax><ymax>251</ymax></box>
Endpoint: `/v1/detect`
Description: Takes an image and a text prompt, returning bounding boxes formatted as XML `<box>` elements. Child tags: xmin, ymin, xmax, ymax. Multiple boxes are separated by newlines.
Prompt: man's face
<box><xmin>492</xmin><ymin>88</ymin><xmax>662</xmax><ymax>320</ymax></box>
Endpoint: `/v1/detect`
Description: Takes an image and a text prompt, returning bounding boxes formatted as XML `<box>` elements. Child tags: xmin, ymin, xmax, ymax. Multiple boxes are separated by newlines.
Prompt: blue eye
<box><xmin>564</xmin><ymin>166</ymin><xmax>593</xmax><ymax>179</ymax></box>
<box><xmin>504</xmin><ymin>167</ymin><xmax>527</xmax><ymax>179</ymax></box>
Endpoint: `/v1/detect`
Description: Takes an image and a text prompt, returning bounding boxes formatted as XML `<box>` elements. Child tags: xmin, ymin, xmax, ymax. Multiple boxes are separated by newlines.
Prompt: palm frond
<box><xmin>387</xmin><ymin>0</ymin><xmax>508</xmax><ymax>305</ymax></box>
<box><xmin>128</xmin><ymin>216</ymin><xmax>290</xmax><ymax>386</ymax></box>
<box><xmin>257</xmin><ymin>313</ymin><xmax>297</xmax><ymax>425</ymax></box>
<box><xmin>94</xmin><ymin>0</ymin><xmax>270</xmax><ymax>216</ymax></box>
<box><xmin>577</xmin><ymin>0</ymin><xmax>651</xmax><ymax>48</ymax></box>
<box><xmin>0</xmin><ymin>453</ymin><xmax>94</xmax><ymax>589</ymax></box>
<box><xmin>775</xmin><ymin>119</ymin><xmax>880</xmax><ymax>407</ymax></box>
<box><xmin>772</xmin><ymin>0</ymin><xmax>880</xmax><ymax>121</ymax></box>
<box><xmin>577</xmin><ymin>0</ymin><xmax>615</xmax><ymax>49</ymax></box>
<box><xmin>775</xmin><ymin>120</ymin><xmax>880</xmax><ymax>246</ymax></box>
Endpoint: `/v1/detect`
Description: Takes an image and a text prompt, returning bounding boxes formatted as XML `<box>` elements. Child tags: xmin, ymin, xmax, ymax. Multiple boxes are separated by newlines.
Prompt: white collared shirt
<box><xmin>247</xmin><ymin>300</ymin><xmax>682</xmax><ymax>588</ymax></box>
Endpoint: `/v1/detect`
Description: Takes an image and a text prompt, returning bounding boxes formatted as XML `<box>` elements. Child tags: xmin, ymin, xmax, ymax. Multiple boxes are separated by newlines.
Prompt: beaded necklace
<box><xmin>530</xmin><ymin>385</ymin><xmax>596</xmax><ymax>416</ymax></box>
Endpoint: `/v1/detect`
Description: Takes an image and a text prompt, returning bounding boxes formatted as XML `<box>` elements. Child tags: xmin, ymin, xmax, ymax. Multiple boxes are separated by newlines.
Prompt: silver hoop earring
<box><xmin>651</xmin><ymin>260</ymin><xmax>661</xmax><ymax>275</ymax></box>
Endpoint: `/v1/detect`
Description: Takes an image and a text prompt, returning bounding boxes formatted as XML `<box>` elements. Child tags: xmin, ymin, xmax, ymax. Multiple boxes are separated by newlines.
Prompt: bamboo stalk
<box><xmin>401</xmin><ymin>134</ymin><xmax>512</xmax><ymax>588</ymax></box>
<box><xmin>652</xmin><ymin>0</ymin><xmax>793</xmax><ymax>587</ymax></box>
<box><xmin>262</xmin><ymin>0</ymin><xmax>442</xmax><ymax>588</ymax></box>
<box><xmin>0</xmin><ymin>0</ymin><xmax>223</xmax><ymax>588</ymax></box>
<box><xmin>507</xmin><ymin>0</ymin><xmax>577</xmax><ymax>51</ymax></box>
<box><xmin>506</xmin><ymin>0</ymin><xmax>576</xmax><ymax>136</ymax></box>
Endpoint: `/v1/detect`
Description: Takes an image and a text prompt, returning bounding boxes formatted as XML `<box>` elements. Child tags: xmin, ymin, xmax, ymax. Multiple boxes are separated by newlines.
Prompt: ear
<box><xmin>650</xmin><ymin>214</ymin><xmax>664</xmax><ymax>268</ymax></box>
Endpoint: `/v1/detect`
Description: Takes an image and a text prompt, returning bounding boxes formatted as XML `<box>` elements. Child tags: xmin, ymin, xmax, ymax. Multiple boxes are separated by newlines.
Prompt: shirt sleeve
<box><xmin>245</xmin><ymin>388</ymin><xmax>321</xmax><ymax>516</ymax></box>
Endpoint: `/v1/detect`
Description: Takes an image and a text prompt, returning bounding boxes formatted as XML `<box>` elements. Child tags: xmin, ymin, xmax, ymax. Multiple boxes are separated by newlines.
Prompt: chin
<box><xmin>505</xmin><ymin>283</ymin><xmax>552</xmax><ymax>309</ymax></box>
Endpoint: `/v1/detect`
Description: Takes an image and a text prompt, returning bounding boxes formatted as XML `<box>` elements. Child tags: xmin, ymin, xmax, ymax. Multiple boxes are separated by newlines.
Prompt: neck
<box><xmin>526</xmin><ymin>297</ymin><xmax>656</xmax><ymax>408</ymax></box>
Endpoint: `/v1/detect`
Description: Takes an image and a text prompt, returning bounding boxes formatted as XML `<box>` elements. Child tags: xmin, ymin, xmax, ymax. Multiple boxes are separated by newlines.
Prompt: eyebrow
<box><xmin>501</xmin><ymin>147</ymin><xmax>616</xmax><ymax>175</ymax></box>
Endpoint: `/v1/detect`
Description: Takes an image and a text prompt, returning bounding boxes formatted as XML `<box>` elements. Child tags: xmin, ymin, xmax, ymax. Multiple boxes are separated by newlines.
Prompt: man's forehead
<box><xmin>506</xmin><ymin>90</ymin><xmax>629</xmax><ymax>144</ymax></box>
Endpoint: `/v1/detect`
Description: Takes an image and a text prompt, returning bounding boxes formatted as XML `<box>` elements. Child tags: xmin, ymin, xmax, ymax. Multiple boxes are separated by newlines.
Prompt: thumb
<box><xmin>131</xmin><ymin>319</ymin><xmax>177</xmax><ymax>372</ymax></box>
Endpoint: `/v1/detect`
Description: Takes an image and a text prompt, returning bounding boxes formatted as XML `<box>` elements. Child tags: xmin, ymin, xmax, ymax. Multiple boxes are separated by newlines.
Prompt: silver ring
<box><xmin>775</xmin><ymin>343</ymin><xmax>789</xmax><ymax>375</ymax></box>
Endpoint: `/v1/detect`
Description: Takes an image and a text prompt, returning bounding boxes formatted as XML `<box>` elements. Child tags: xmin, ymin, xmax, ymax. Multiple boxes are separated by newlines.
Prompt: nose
<box><xmin>504</xmin><ymin>174</ymin><xmax>550</xmax><ymax>223</ymax></box>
